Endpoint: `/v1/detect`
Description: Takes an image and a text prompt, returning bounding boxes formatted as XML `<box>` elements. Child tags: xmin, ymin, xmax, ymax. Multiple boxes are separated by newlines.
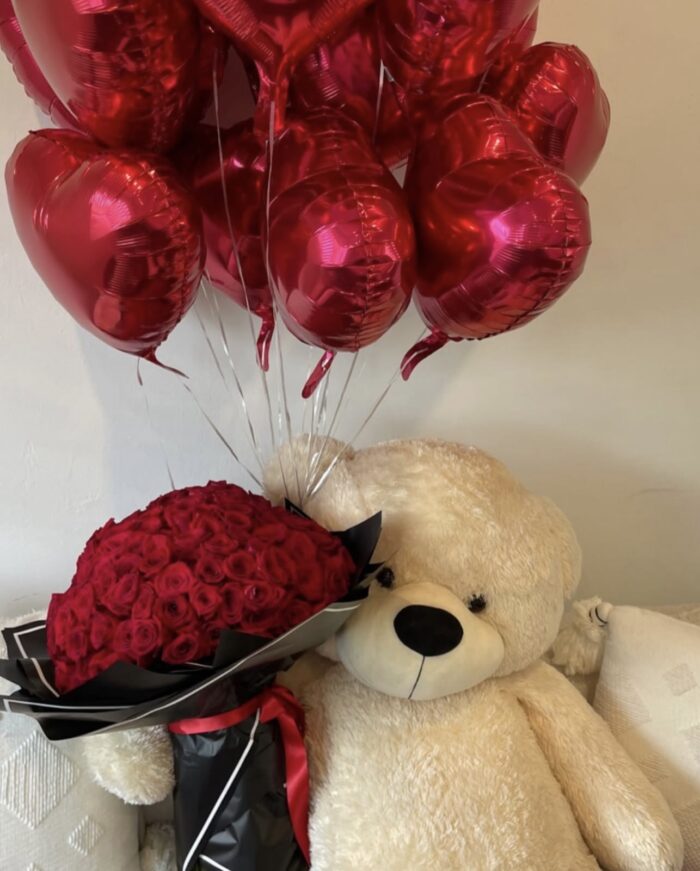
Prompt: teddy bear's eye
<box><xmin>376</xmin><ymin>567</ymin><xmax>395</xmax><ymax>589</ymax></box>
<box><xmin>468</xmin><ymin>594</ymin><xmax>487</xmax><ymax>614</ymax></box>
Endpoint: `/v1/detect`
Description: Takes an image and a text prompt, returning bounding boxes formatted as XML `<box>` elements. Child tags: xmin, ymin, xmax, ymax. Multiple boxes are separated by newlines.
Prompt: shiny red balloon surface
<box><xmin>487</xmin><ymin>42</ymin><xmax>611</xmax><ymax>183</ymax></box>
<box><xmin>12</xmin><ymin>0</ymin><xmax>204</xmax><ymax>152</ymax></box>
<box><xmin>266</xmin><ymin>111</ymin><xmax>416</xmax><ymax>369</ymax></box>
<box><xmin>186</xmin><ymin>120</ymin><xmax>274</xmax><ymax>364</ymax></box>
<box><xmin>377</xmin><ymin>0</ymin><xmax>538</xmax><ymax>114</ymax></box>
<box><xmin>6</xmin><ymin>130</ymin><xmax>204</xmax><ymax>358</ymax></box>
<box><xmin>193</xmin><ymin>0</ymin><xmax>372</xmax><ymax>130</ymax></box>
<box><xmin>291</xmin><ymin>7</ymin><xmax>411</xmax><ymax>168</ymax></box>
<box><xmin>0</xmin><ymin>0</ymin><xmax>78</xmax><ymax>130</ymax></box>
<box><xmin>402</xmin><ymin>95</ymin><xmax>591</xmax><ymax>376</ymax></box>
<box><xmin>486</xmin><ymin>6</ymin><xmax>538</xmax><ymax>80</ymax></box>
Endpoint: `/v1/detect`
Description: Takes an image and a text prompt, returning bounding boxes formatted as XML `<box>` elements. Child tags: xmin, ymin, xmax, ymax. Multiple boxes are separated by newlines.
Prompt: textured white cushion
<box><xmin>0</xmin><ymin>612</ymin><xmax>141</xmax><ymax>871</ymax></box>
<box><xmin>594</xmin><ymin>606</ymin><xmax>700</xmax><ymax>870</ymax></box>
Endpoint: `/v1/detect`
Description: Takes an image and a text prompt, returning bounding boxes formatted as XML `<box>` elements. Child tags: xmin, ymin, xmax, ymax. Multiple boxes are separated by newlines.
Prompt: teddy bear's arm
<box><xmin>510</xmin><ymin>660</ymin><xmax>683</xmax><ymax>871</ymax></box>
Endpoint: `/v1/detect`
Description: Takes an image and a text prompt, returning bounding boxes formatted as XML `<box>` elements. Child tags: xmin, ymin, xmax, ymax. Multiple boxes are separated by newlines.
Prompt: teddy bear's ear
<box><xmin>540</xmin><ymin>497</ymin><xmax>583</xmax><ymax>600</ymax></box>
<box><xmin>263</xmin><ymin>436</ymin><xmax>370</xmax><ymax>532</ymax></box>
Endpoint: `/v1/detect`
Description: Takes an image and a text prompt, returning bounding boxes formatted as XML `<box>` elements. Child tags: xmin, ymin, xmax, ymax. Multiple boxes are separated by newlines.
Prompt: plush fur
<box><xmin>81</xmin><ymin>726</ymin><xmax>175</xmax><ymax>806</ymax></box>
<box><xmin>268</xmin><ymin>438</ymin><xmax>683</xmax><ymax>871</ymax></box>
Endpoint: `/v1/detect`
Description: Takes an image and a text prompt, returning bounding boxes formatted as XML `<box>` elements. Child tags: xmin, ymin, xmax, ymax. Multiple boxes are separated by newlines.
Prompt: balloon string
<box><xmin>303</xmin><ymin>351</ymin><xmax>359</xmax><ymax>504</ymax></box>
<box><xmin>306</xmin><ymin>330</ymin><xmax>427</xmax><ymax>500</ymax></box>
<box><xmin>373</xmin><ymin>60</ymin><xmax>386</xmax><ymax>147</ymax></box>
<box><xmin>261</xmin><ymin>96</ymin><xmax>294</xmax><ymax>499</ymax></box>
<box><xmin>181</xmin><ymin>379</ymin><xmax>264</xmax><ymax>490</ymax></box>
<box><xmin>212</xmin><ymin>54</ymin><xmax>280</xmax><ymax>486</ymax></box>
<box><xmin>273</xmin><ymin>324</ymin><xmax>302</xmax><ymax>500</ymax></box>
<box><xmin>136</xmin><ymin>359</ymin><xmax>176</xmax><ymax>491</ymax></box>
<box><xmin>303</xmin><ymin>360</ymin><xmax>330</xmax><ymax>499</ymax></box>
<box><xmin>195</xmin><ymin>285</ymin><xmax>266</xmax><ymax>475</ymax></box>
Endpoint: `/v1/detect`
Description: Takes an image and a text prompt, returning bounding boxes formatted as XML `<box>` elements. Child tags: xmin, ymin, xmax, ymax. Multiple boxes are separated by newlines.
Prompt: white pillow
<box><xmin>0</xmin><ymin>612</ymin><xmax>141</xmax><ymax>871</ymax></box>
<box><xmin>594</xmin><ymin>606</ymin><xmax>700</xmax><ymax>870</ymax></box>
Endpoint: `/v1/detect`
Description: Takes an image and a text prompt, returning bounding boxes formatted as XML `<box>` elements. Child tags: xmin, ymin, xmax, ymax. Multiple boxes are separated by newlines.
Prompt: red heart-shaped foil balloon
<box><xmin>486</xmin><ymin>42</ymin><xmax>611</xmax><ymax>183</ymax></box>
<box><xmin>6</xmin><ymin>130</ymin><xmax>204</xmax><ymax>359</ymax></box>
<box><xmin>485</xmin><ymin>6</ymin><xmax>539</xmax><ymax>82</ymax></box>
<box><xmin>267</xmin><ymin>111</ymin><xmax>416</xmax><ymax>396</ymax></box>
<box><xmin>0</xmin><ymin>0</ymin><xmax>79</xmax><ymax>130</ymax></box>
<box><xmin>378</xmin><ymin>0</ymin><xmax>538</xmax><ymax>117</ymax></box>
<box><xmin>184</xmin><ymin>120</ymin><xmax>274</xmax><ymax>368</ymax></box>
<box><xmin>291</xmin><ymin>7</ymin><xmax>412</xmax><ymax>168</ymax></box>
<box><xmin>402</xmin><ymin>95</ymin><xmax>591</xmax><ymax>377</ymax></box>
<box><xmin>12</xmin><ymin>0</ymin><xmax>204</xmax><ymax>152</ymax></box>
<box><xmin>193</xmin><ymin>0</ymin><xmax>373</xmax><ymax>130</ymax></box>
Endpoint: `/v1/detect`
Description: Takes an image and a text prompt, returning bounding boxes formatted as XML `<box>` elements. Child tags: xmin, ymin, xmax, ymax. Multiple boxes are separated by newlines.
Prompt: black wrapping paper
<box><xmin>172</xmin><ymin>714</ymin><xmax>308</xmax><ymax>871</ymax></box>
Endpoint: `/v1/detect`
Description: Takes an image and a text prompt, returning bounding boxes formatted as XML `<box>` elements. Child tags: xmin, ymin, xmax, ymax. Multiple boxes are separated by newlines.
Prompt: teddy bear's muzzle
<box><xmin>393</xmin><ymin>605</ymin><xmax>464</xmax><ymax>656</ymax></box>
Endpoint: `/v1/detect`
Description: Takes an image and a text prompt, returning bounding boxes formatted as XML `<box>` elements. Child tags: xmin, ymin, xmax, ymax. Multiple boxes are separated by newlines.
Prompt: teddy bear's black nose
<box><xmin>393</xmin><ymin>605</ymin><xmax>464</xmax><ymax>656</ymax></box>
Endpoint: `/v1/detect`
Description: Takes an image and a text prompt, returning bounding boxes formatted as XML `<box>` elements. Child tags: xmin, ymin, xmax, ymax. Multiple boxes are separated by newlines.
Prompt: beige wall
<box><xmin>0</xmin><ymin>1</ymin><xmax>698</xmax><ymax>614</ymax></box>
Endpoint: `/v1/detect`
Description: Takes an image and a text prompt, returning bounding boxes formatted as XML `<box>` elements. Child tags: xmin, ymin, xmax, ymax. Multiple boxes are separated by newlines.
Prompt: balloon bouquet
<box><xmin>0</xmin><ymin>0</ymin><xmax>608</xmax><ymax>476</ymax></box>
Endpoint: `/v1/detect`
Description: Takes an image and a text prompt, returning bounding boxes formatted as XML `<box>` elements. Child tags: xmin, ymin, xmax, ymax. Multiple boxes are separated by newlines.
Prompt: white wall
<box><xmin>1</xmin><ymin>0</ymin><xmax>699</xmax><ymax>617</ymax></box>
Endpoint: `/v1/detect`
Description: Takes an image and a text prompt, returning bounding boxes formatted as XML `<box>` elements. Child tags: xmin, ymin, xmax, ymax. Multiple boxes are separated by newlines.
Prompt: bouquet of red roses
<box><xmin>1</xmin><ymin>481</ymin><xmax>380</xmax><ymax>871</ymax></box>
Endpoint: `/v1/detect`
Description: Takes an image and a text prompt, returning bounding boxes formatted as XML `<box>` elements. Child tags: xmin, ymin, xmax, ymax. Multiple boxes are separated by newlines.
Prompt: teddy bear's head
<box><xmin>266</xmin><ymin>438</ymin><xmax>581</xmax><ymax>702</ymax></box>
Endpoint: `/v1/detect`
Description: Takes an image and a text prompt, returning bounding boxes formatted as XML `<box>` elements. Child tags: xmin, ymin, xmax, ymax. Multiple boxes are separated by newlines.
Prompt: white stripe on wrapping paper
<box><xmin>11</xmin><ymin>623</ymin><xmax>46</xmax><ymax>657</ymax></box>
<box><xmin>200</xmin><ymin>855</ymin><xmax>231</xmax><ymax>871</ymax></box>
<box><xmin>11</xmin><ymin>622</ymin><xmax>59</xmax><ymax>697</ymax></box>
<box><xmin>30</xmin><ymin>658</ymin><xmax>60</xmax><ymax>698</ymax></box>
<box><xmin>183</xmin><ymin>708</ymin><xmax>261</xmax><ymax>871</ymax></box>
<box><xmin>89</xmin><ymin>599</ymin><xmax>364</xmax><ymax>734</ymax></box>
<box><xmin>3</xmin><ymin>698</ymin><xmax>131</xmax><ymax>712</ymax></box>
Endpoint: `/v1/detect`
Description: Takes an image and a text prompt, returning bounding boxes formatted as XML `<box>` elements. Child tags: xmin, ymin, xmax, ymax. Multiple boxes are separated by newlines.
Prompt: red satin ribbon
<box><xmin>169</xmin><ymin>685</ymin><xmax>310</xmax><ymax>863</ymax></box>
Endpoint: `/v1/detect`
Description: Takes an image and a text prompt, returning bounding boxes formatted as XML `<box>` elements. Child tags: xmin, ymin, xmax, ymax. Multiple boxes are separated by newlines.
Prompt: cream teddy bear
<box><xmin>265</xmin><ymin>438</ymin><xmax>683</xmax><ymax>871</ymax></box>
<box><xmin>85</xmin><ymin>438</ymin><xmax>683</xmax><ymax>871</ymax></box>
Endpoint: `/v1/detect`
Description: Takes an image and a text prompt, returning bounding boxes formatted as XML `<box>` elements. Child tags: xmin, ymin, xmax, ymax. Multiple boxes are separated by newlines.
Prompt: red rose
<box><xmin>254</xmin><ymin>523</ymin><xmax>288</xmax><ymax>544</ymax></box>
<box><xmin>156</xmin><ymin>595</ymin><xmax>195</xmax><ymax>630</ymax></box>
<box><xmin>162</xmin><ymin>633</ymin><xmax>200</xmax><ymax>664</ymax></box>
<box><xmin>189</xmin><ymin>511</ymin><xmax>225</xmax><ymax>539</ymax></box>
<box><xmin>90</xmin><ymin>612</ymin><xmax>117</xmax><ymax>650</ymax></box>
<box><xmin>221</xmin><ymin>584</ymin><xmax>244</xmax><ymax>624</ymax></box>
<box><xmin>69</xmin><ymin>585</ymin><xmax>94</xmax><ymax>622</ymax></box>
<box><xmin>298</xmin><ymin>562</ymin><xmax>331</xmax><ymax>603</ymax></box>
<box><xmin>113</xmin><ymin>621</ymin><xmax>135</xmax><ymax>654</ymax></box>
<box><xmin>89</xmin><ymin>557</ymin><xmax>118</xmax><ymax>594</ymax></box>
<box><xmin>203</xmin><ymin>533</ymin><xmax>241</xmax><ymax>556</ymax></box>
<box><xmin>64</xmin><ymin>627</ymin><xmax>90</xmax><ymax>662</ymax></box>
<box><xmin>140</xmin><ymin>535</ymin><xmax>171</xmax><ymax>576</ymax></box>
<box><xmin>239</xmin><ymin>609</ymin><xmax>283</xmax><ymax>637</ymax></box>
<box><xmin>223</xmin><ymin>551</ymin><xmax>257</xmax><ymax>580</ymax></box>
<box><xmin>47</xmin><ymin>596</ymin><xmax>69</xmax><ymax>650</ymax></box>
<box><xmin>194</xmin><ymin>554</ymin><xmax>225</xmax><ymax>585</ymax></box>
<box><xmin>163</xmin><ymin>504</ymin><xmax>195</xmax><ymax>534</ymax></box>
<box><xmin>154</xmin><ymin>562</ymin><xmax>196</xmax><ymax>598</ymax></box>
<box><xmin>221</xmin><ymin>509</ymin><xmax>253</xmax><ymax>531</ymax></box>
<box><xmin>286</xmin><ymin>531</ymin><xmax>317</xmax><ymax>563</ymax></box>
<box><xmin>189</xmin><ymin>585</ymin><xmax>222</xmax><ymax>618</ymax></box>
<box><xmin>262</xmin><ymin>546</ymin><xmax>298</xmax><ymax>585</ymax></box>
<box><xmin>132</xmin><ymin>585</ymin><xmax>156</xmax><ymax>619</ymax></box>
<box><xmin>101</xmin><ymin>571</ymin><xmax>141</xmax><ymax>616</ymax></box>
<box><xmin>241</xmin><ymin>581</ymin><xmax>287</xmax><ymax>613</ymax></box>
<box><xmin>130</xmin><ymin>620</ymin><xmax>161</xmax><ymax>659</ymax></box>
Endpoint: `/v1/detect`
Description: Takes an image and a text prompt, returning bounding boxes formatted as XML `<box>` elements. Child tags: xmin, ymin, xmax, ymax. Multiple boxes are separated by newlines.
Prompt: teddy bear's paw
<box><xmin>81</xmin><ymin>726</ymin><xmax>174</xmax><ymax>805</ymax></box>
<box><xmin>547</xmin><ymin>597</ymin><xmax>612</xmax><ymax>676</ymax></box>
<box><xmin>139</xmin><ymin>823</ymin><xmax>177</xmax><ymax>871</ymax></box>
